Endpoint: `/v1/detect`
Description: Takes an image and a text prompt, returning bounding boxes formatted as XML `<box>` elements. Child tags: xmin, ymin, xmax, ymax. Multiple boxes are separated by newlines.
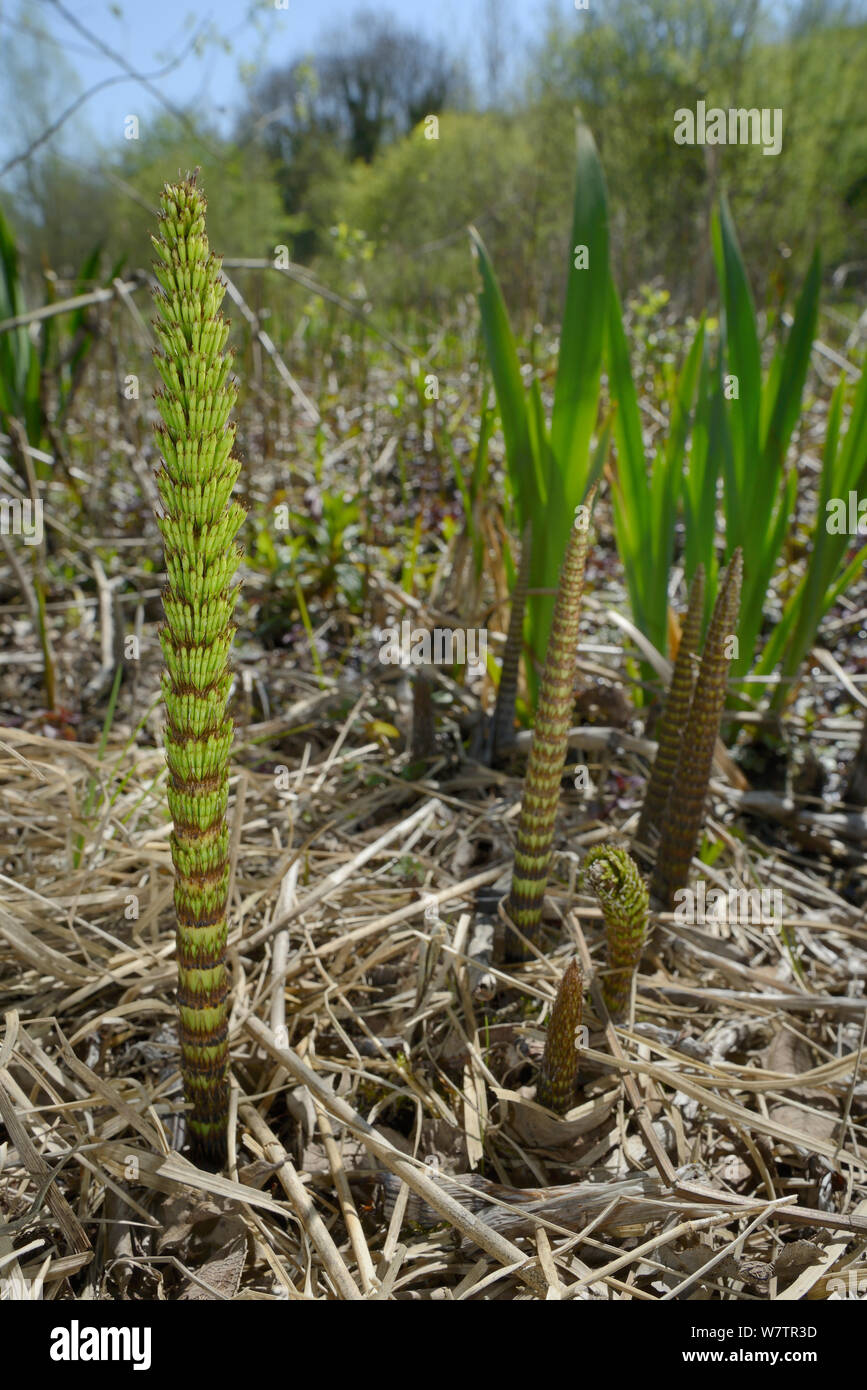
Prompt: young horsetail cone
<box><xmin>537</xmin><ymin>960</ymin><xmax>584</xmax><ymax>1114</ymax></box>
<box><xmin>582</xmin><ymin>845</ymin><xmax>649</xmax><ymax>1022</ymax></box>
<box><xmin>151</xmin><ymin>174</ymin><xmax>245</xmax><ymax>1167</ymax></box>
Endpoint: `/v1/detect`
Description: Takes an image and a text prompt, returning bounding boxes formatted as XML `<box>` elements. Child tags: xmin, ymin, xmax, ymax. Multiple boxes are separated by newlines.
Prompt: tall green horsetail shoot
<box><xmin>151</xmin><ymin>174</ymin><xmax>244</xmax><ymax>1167</ymax></box>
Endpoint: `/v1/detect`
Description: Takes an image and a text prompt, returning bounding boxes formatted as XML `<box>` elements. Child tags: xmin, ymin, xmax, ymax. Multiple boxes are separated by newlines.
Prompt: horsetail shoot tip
<box><xmin>152</xmin><ymin>172</ymin><xmax>245</xmax><ymax>1168</ymax></box>
<box><xmin>537</xmin><ymin>959</ymin><xmax>584</xmax><ymax>1114</ymax></box>
<box><xmin>582</xmin><ymin>845</ymin><xmax>649</xmax><ymax>1022</ymax></box>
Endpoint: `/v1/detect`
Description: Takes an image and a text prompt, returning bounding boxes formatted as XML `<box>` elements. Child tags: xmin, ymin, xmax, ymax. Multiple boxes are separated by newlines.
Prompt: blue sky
<box><xmin>1</xmin><ymin>0</ymin><xmax>578</xmax><ymax>162</ymax></box>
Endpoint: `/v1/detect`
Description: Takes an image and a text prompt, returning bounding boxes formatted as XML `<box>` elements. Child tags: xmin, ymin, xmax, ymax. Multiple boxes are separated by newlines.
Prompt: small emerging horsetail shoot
<box><xmin>537</xmin><ymin>959</ymin><xmax>584</xmax><ymax>1113</ymax></box>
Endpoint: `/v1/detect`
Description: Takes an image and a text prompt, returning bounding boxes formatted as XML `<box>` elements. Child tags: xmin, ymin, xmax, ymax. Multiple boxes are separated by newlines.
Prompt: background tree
<box><xmin>238</xmin><ymin>12</ymin><xmax>469</xmax><ymax>259</ymax></box>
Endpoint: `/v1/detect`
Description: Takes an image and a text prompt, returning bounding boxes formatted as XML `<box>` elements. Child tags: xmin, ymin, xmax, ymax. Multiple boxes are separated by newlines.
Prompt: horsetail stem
<box><xmin>537</xmin><ymin>959</ymin><xmax>584</xmax><ymax>1113</ymax></box>
<box><xmin>152</xmin><ymin>173</ymin><xmax>245</xmax><ymax>1168</ymax></box>
<box><xmin>491</xmin><ymin>520</ymin><xmax>532</xmax><ymax>763</ymax></box>
<box><xmin>582</xmin><ymin>845</ymin><xmax>649</xmax><ymax>1022</ymax></box>
<box><xmin>651</xmin><ymin>549</ymin><xmax>743</xmax><ymax>910</ymax></box>
<box><xmin>634</xmin><ymin>564</ymin><xmax>705</xmax><ymax>857</ymax></box>
<box><xmin>505</xmin><ymin>495</ymin><xmax>593</xmax><ymax>959</ymax></box>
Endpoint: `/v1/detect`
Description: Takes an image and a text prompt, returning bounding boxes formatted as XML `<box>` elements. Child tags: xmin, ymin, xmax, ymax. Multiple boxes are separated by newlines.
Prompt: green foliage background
<box><xmin>3</xmin><ymin>3</ymin><xmax>865</xmax><ymax>321</ymax></box>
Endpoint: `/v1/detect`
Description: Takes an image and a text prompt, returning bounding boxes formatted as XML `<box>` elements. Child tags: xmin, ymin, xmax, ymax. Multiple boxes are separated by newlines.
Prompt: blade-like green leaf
<box><xmin>469</xmin><ymin>225</ymin><xmax>539</xmax><ymax>522</ymax></box>
<box><xmin>683</xmin><ymin>336</ymin><xmax>723</xmax><ymax>621</ymax></box>
<box><xmin>607</xmin><ymin>277</ymin><xmax>645</xmax><ymax>560</ymax></box>
<box><xmin>761</xmin><ymin>249</ymin><xmax>821</xmax><ymax>483</ymax></box>
<box><xmin>763</xmin><ymin>360</ymin><xmax>867</xmax><ymax>707</ymax></box>
<box><xmin>0</xmin><ymin>203</ymin><xmax>32</xmax><ymax>417</ymax></box>
<box><xmin>836</xmin><ymin>357</ymin><xmax>867</xmax><ymax>494</ymax></box>
<box><xmin>713</xmin><ymin>197</ymin><xmax>762</xmax><ymax>518</ymax></box>
<box><xmin>733</xmin><ymin>468</ymin><xmax>798</xmax><ymax>685</ymax></box>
